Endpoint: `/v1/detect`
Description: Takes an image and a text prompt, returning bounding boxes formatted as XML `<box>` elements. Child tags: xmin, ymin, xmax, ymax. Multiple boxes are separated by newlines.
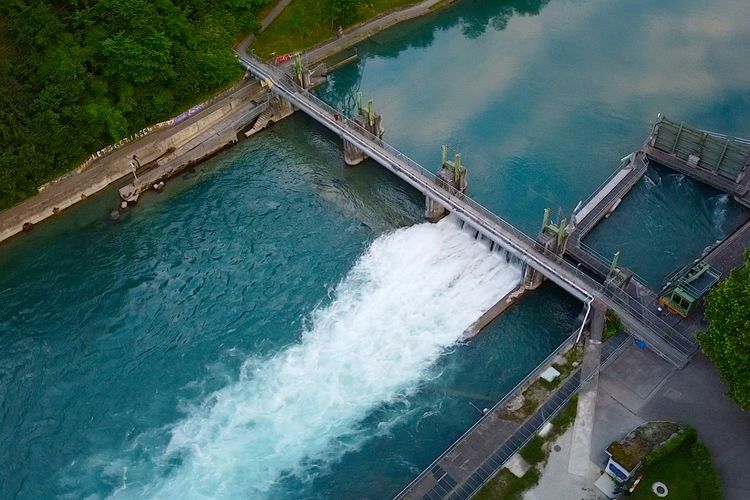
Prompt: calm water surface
<box><xmin>2</xmin><ymin>0</ymin><xmax>750</xmax><ymax>498</ymax></box>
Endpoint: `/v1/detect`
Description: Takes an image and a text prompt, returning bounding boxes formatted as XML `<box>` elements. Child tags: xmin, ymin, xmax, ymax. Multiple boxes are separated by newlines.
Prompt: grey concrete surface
<box><xmin>533</xmin><ymin>342</ymin><xmax>750</xmax><ymax>500</ymax></box>
<box><xmin>638</xmin><ymin>353</ymin><xmax>750</xmax><ymax>500</ymax></box>
<box><xmin>526</xmin><ymin>428</ymin><xmax>606</xmax><ymax>500</ymax></box>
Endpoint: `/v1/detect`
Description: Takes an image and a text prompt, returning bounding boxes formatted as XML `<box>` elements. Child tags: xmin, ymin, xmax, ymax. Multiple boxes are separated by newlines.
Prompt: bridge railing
<box><xmin>239</xmin><ymin>54</ymin><xmax>698</xmax><ymax>361</ymax></box>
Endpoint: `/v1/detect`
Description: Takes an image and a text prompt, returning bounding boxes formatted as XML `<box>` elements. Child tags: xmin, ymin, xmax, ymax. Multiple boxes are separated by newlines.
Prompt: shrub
<box><xmin>520</xmin><ymin>435</ymin><xmax>546</xmax><ymax>466</ymax></box>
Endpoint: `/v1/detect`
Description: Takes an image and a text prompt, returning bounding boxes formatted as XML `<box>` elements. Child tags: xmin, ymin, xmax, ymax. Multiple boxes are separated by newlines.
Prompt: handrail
<box><xmin>574</xmin><ymin>158</ymin><xmax>632</xmax><ymax>222</ymax></box>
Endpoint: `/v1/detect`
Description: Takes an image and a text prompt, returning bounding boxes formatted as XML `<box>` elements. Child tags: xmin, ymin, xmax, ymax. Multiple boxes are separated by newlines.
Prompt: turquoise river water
<box><xmin>2</xmin><ymin>0</ymin><xmax>750</xmax><ymax>498</ymax></box>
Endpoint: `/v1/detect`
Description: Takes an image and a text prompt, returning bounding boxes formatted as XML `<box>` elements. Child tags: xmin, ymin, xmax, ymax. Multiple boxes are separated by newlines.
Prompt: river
<box><xmin>1</xmin><ymin>0</ymin><xmax>749</xmax><ymax>498</ymax></box>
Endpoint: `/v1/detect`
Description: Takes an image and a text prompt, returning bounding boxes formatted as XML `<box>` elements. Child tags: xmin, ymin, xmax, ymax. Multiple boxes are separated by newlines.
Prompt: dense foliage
<box><xmin>699</xmin><ymin>251</ymin><xmax>750</xmax><ymax>411</ymax></box>
<box><xmin>631</xmin><ymin>428</ymin><xmax>721</xmax><ymax>500</ymax></box>
<box><xmin>0</xmin><ymin>0</ymin><xmax>269</xmax><ymax>210</ymax></box>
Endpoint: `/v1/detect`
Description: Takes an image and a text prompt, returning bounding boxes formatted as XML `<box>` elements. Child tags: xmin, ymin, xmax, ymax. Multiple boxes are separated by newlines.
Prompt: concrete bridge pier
<box><xmin>523</xmin><ymin>208</ymin><xmax>570</xmax><ymax>290</ymax></box>
<box><xmin>344</xmin><ymin>95</ymin><xmax>385</xmax><ymax>165</ymax></box>
<box><xmin>271</xmin><ymin>95</ymin><xmax>294</xmax><ymax>120</ymax></box>
<box><xmin>426</xmin><ymin>145</ymin><xmax>468</xmax><ymax>221</ymax></box>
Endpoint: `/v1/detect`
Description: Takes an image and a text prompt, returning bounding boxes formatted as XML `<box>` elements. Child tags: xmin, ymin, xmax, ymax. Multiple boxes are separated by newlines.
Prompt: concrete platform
<box><xmin>525</xmin><ymin>428</ymin><xmax>607</xmax><ymax>500</ymax></box>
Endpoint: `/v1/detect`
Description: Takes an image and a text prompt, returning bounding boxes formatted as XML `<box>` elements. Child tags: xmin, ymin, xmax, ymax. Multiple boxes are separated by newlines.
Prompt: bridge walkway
<box><xmin>569</xmin><ymin>151</ymin><xmax>649</xmax><ymax>245</ymax></box>
<box><xmin>237</xmin><ymin>53</ymin><xmax>696</xmax><ymax>368</ymax></box>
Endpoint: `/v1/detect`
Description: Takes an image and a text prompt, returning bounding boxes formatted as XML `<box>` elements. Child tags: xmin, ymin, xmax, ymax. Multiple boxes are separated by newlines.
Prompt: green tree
<box><xmin>0</xmin><ymin>0</ymin><xmax>270</xmax><ymax>210</ymax></box>
<box><xmin>698</xmin><ymin>251</ymin><xmax>750</xmax><ymax>410</ymax></box>
<box><xmin>324</xmin><ymin>0</ymin><xmax>360</xmax><ymax>29</ymax></box>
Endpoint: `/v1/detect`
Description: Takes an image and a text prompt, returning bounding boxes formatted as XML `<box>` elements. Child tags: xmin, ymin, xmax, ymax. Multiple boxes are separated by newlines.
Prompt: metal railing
<box><xmin>395</xmin><ymin>333</ymin><xmax>631</xmax><ymax>500</ymax></box>
<box><xmin>237</xmin><ymin>54</ymin><xmax>698</xmax><ymax>364</ymax></box>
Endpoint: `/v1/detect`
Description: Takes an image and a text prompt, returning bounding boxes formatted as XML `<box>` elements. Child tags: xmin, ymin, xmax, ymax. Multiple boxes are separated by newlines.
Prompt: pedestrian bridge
<box><xmin>236</xmin><ymin>53</ymin><xmax>696</xmax><ymax>368</ymax></box>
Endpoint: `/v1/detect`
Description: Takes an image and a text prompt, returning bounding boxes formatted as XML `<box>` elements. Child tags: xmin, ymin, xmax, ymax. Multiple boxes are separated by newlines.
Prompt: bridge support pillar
<box><xmin>522</xmin><ymin>235</ymin><xmax>556</xmax><ymax>290</ymax></box>
<box><xmin>522</xmin><ymin>262</ymin><xmax>545</xmax><ymax>290</ymax></box>
<box><xmin>523</xmin><ymin>209</ymin><xmax>571</xmax><ymax>290</ymax></box>
<box><xmin>271</xmin><ymin>95</ymin><xmax>294</xmax><ymax>121</ymax></box>
<box><xmin>589</xmin><ymin>300</ymin><xmax>606</xmax><ymax>341</ymax></box>
<box><xmin>344</xmin><ymin>138</ymin><xmax>367</xmax><ymax>166</ymax></box>
<box><xmin>426</xmin><ymin>145</ymin><xmax>468</xmax><ymax>222</ymax></box>
<box><xmin>344</xmin><ymin>95</ymin><xmax>384</xmax><ymax>166</ymax></box>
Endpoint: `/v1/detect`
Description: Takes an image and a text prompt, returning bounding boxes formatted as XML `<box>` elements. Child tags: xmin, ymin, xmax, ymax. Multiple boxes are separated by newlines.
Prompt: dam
<box><xmin>238</xmin><ymin>53</ymin><xmax>697</xmax><ymax>369</ymax></box>
<box><xmin>2</xmin><ymin>1</ymin><xmax>750</xmax><ymax>498</ymax></box>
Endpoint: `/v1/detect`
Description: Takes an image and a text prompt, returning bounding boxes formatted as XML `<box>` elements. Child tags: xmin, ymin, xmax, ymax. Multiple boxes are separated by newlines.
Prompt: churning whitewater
<box><xmin>113</xmin><ymin>217</ymin><xmax>521</xmax><ymax>498</ymax></box>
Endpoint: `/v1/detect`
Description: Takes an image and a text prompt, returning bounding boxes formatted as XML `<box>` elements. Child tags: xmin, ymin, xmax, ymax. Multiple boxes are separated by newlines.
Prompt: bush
<box><xmin>0</xmin><ymin>0</ymin><xmax>269</xmax><ymax>210</ymax></box>
<box><xmin>551</xmin><ymin>395</ymin><xmax>578</xmax><ymax>430</ymax></box>
<box><xmin>520</xmin><ymin>435</ymin><xmax>546</xmax><ymax>466</ymax></box>
<box><xmin>699</xmin><ymin>251</ymin><xmax>750</xmax><ymax>410</ymax></box>
<box><xmin>603</xmin><ymin>311</ymin><xmax>623</xmax><ymax>340</ymax></box>
<box><xmin>645</xmin><ymin>427</ymin><xmax>697</xmax><ymax>466</ymax></box>
<box><xmin>475</xmin><ymin>467</ymin><xmax>540</xmax><ymax>500</ymax></box>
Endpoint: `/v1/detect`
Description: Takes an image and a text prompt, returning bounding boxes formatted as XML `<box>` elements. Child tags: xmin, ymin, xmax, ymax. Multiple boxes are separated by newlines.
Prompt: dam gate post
<box><xmin>523</xmin><ymin>208</ymin><xmax>570</xmax><ymax>290</ymax></box>
<box><xmin>344</xmin><ymin>93</ymin><xmax>385</xmax><ymax>165</ymax></box>
<box><xmin>425</xmin><ymin>145</ymin><xmax>469</xmax><ymax>221</ymax></box>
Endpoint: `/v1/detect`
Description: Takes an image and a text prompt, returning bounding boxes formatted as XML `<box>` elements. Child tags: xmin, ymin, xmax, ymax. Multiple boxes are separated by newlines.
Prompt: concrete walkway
<box><xmin>568</xmin><ymin>305</ymin><xmax>604</xmax><ymax>477</ymax></box>
<box><xmin>301</xmin><ymin>0</ymin><xmax>445</xmax><ymax>64</ymax></box>
<box><xmin>525</xmin><ymin>428</ymin><xmax>606</xmax><ymax>500</ymax></box>
<box><xmin>240</xmin><ymin>0</ymin><xmax>446</xmax><ymax>64</ymax></box>
<box><xmin>0</xmin><ymin>79</ymin><xmax>259</xmax><ymax>244</ymax></box>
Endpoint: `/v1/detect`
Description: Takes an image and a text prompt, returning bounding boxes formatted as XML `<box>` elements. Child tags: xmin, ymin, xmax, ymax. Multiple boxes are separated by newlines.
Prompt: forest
<box><xmin>0</xmin><ymin>0</ymin><xmax>269</xmax><ymax>210</ymax></box>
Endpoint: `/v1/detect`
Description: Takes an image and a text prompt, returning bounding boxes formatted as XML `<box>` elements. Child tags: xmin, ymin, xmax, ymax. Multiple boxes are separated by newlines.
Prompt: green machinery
<box><xmin>658</xmin><ymin>261</ymin><xmax>721</xmax><ymax>318</ymax></box>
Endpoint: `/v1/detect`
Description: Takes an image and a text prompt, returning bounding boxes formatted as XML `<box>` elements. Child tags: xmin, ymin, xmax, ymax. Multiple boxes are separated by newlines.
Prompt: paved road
<box><xmin>302</xmin><ymin>0</ymin><xmax>445</xmax><ymax>64</ymax></box>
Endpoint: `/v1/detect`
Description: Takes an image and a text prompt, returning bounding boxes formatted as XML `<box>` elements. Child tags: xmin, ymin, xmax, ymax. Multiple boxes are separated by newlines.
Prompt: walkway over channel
<box><xmin>236</xmin><ymin>53</ymin><xmax>696</xmax><ymax>368</ymax></box>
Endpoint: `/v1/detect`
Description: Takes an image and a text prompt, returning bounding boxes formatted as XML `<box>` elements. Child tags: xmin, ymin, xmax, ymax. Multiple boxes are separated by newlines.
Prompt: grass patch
<box><xmin>603</xmin><ymin>311</ymin><xmax>623</xmax><ymax>341</ymax></box>
<box><xmin>252</xmin><ymin>0</ymin><xmax>422</xmax><ymax>58</ymax></box>
<box><xmin>430</xmin><ymin>0</ymin><xmax>459</xmax><ymax>11</ymax></box>
<box><xmin>474</xmin><ymin>468</ymin><xmax>540</xmax><ymax>500</ymax></box>
<box><xmin>550</xmin><ymin>394</ymin><xmax>578</xmax><ymax>431</ymax></box>
<box><xmin>519</xmin><ymin>436</ymin><xmax>546</xmax><ymax>466</ymax></box>
<box><xmin>629</xmin><ymin>434</ymin><xmax>721</xmax><ymax>500</ymax></box>
<box><xmin>500</xmin><ymin>344</ymin><xmax>582</xmax><ymax>421</ymax></box>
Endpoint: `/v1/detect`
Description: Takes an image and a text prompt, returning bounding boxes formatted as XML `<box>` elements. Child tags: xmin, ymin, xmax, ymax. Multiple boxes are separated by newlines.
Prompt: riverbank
<box><xmin>250</xmin><ymin>0</ymin><xmax>452</xmax><ymax>58</ymax></box>
<box><xmin>0</xmin><ymin>0</ymin><xmax>452</xmax><ymax>246</ymax></box>
<box><xmin>0</xmin><ymin>79</ymin><xmax>263</xmax><ymax>244</ymax></box>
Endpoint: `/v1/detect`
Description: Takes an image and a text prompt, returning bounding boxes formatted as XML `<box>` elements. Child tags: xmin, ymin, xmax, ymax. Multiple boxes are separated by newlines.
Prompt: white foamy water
<box><xmin>116</xmin><ymin>217</ymin><xmax>521</xmax><ymax>499</ymax></box>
